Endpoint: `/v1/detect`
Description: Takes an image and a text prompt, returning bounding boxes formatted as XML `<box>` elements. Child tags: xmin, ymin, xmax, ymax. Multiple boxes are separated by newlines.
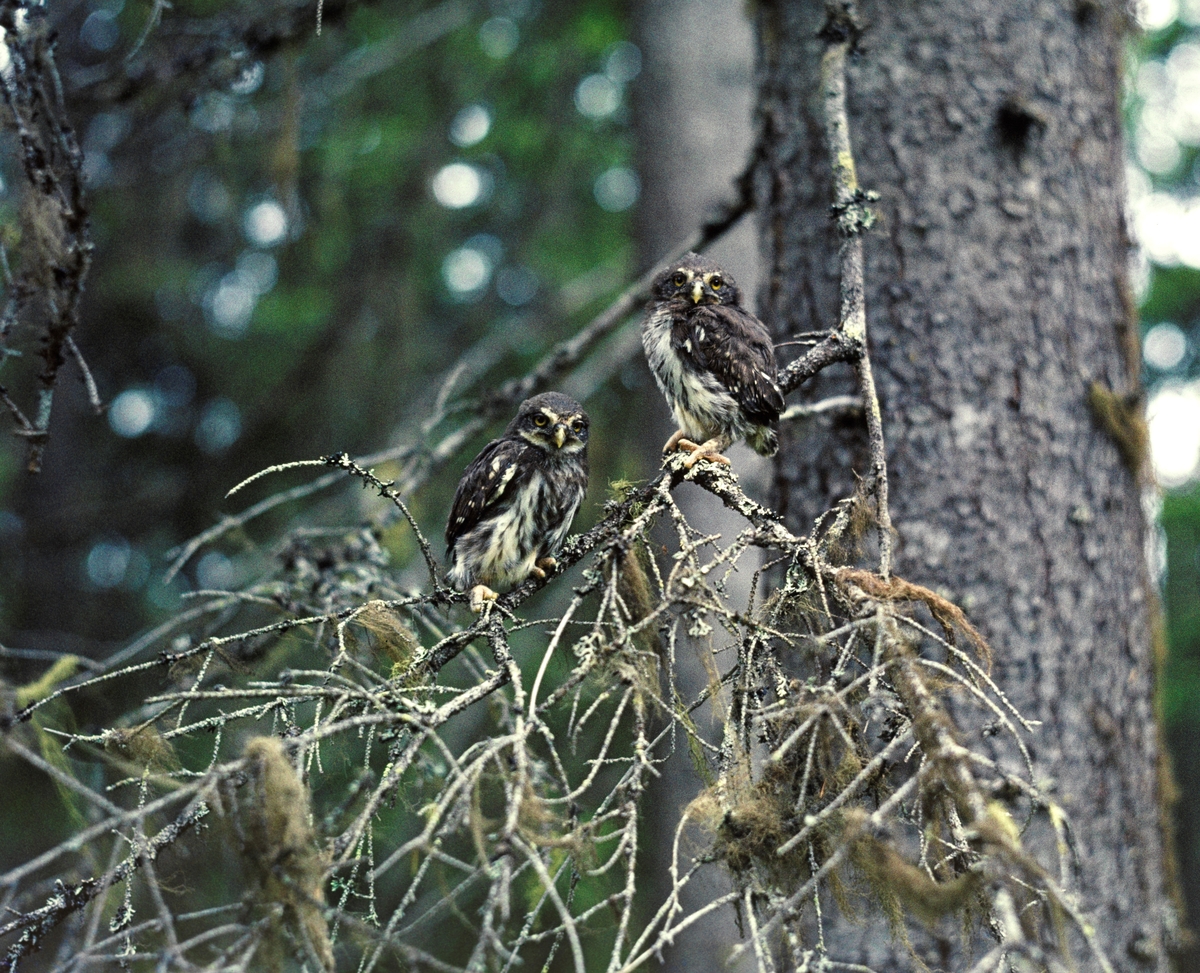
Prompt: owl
<box><xmin>446</xmin><ymin>392</ymin><xmax>589</xmax><ymax>612</ymax></box>
<box><xmin>642</xmin><ymin>252</ymin><xmax>784</xmax><ymax>467</ymax></box>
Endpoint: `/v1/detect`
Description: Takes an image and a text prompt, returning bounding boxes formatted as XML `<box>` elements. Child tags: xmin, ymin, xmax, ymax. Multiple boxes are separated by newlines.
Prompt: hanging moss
<box><xmin>826</xmin><ymin>480</ymin><xmax>878</xmax><ymax>564</ymax></box>
<box><xmin>850</xmin><ymin>830</ymin><xmax>981</xmax><ymax>924</ymax></box>
<box><xmin>613</xmin><ymin>543</ymin><xmax>665</xmax><ymax>707</ymax></box>
<box><xmin>715</xmin><ymin>785</ymin><xmax>810</xmax><ymax>883</ymax></box>
<box><xmin>1087</xmin><ymin>381</ymin><xmax>1148</xmax><ymax>478</ymax></box>
<box><xmin>346</xmin><ymin>601</ymin><xmax>422</xmax><ymax>672</ymax></box>
<box><xmin>240</xmin><ymin>737</ymin><xmax>334</xmax><ymax>972</ymax></box>
<box><xmin>104</xmin><ymin>724</ymin><xmax>180</xmax><ymax>773</ymax></box>
<box><xmin>13</xmin><ymin>655</ymin><xmax>79</xmax><ymax>710</ymax></box>
<box><xmin>838</xmin><ymin>568</ymin><xmax>993</xmax><ymax>669</ymax></box>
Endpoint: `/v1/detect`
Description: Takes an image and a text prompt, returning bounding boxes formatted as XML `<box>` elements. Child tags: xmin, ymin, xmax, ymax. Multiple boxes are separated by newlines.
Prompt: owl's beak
<box><xmin>553</xmin><ymin>425</ymin><xmax>567</xmax><ymax>449</ymax></box>
<box><xmin>691</xmin><ymin>281</ymin><xmax>703</xmax><ymax>304</ymax></box>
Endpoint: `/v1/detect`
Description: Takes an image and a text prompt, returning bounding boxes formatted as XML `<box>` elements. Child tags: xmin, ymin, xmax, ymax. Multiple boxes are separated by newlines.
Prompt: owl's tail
<box><xmin>748</xmin><ymin>425</ymin><xmax>779</xmax><ymax>457</ymax></box>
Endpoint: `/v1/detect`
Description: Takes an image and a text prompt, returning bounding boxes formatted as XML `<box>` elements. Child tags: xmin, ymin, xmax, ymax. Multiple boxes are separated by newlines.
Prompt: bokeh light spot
<box><xmin>207</xmin><ymin>274</ymin><xmax>257</xmax><ymax>336</ymax></box>
<box><xmin>466</xmin><ymin>233</ymin><xmax>504</xmax><ymax>262</ymax></box>
<box><xmin>1139</xmin><ymin>0</ymin><xmax>1178</xmax><ymax>29</ymax></box>
<box><xmin>479</xmin><ymin>17</ymin><xmax>518</xmax><ymax>58</ymax></box>
<box><xmin>443</xmin><ymin>247</ymin><xmax>493</xmax><ymax>298</ymax></box>
<box><xmin>82</xmin><ymin>153</ymin><xmax>112</xmax><ymax>187</ymax></box>
<box><xmin>450</xmin><ymin>104</ymin><xmax>492</xmax><ymax>147</ymax></box>
<box><xmin>80</xmin><ymin>10</ymin><xmax>119</xmax><ymax>51</ymax></box>
<box><xmin>191</xmin><ymin>92</ymin><xmax>235</xmax><ymax>133</ymax></box>
<box><xmin>236</xmin><ymin>251</ymin><xmax>278</xmax><ymax>295</ymax></box>
<box><xmin>1144</xmin><ymin>322</ymin><xmax>1189</xmax><ymax>370</ymax></box>
<box><xmin>432</xmin><ymin>163</ymin><xmax>485</xmax><ymax>208</ymax></box>
<box><xmin>244</xmin><ymin>200</ymin><xmax>288</xmax><ymax>247</ymax></box>
<box><xmin>109</xmin><ymin>389</ymin><xmax>157</xmax><ymax>438</ymax></box>
<box><xmin>1149</xmin><ymin>381</ymin><xmax>1200</xmax><ymax>486</ymax></box>
<box><xmin>594</xmin><ymin>167</ymin><xmax>640</xmax><ymax>212</ymax></box>
<box><xmin>86</xmin><ymin>538</ymin><xmax>131</xmax><ymax>589</ymax></box>
<box><xmin>1137</xmin><ymin>126</ymin><xmax>1182</xmax><ymax>174</ymax></box>
<box><xmin>196</xmin><ymin>551</ymin><xmax>236</xmax><ymax>590</ymax></box>
<box><xmin>496</xmin><ymin>266</ymin><xmax>538</xmax><ymax>306</ymax></box>
<box><xmin>122</xmin><ymin>549</ymin><xmax>151</xmax><ymax>591</ymax></box>
<box><xmin>230</xmin><ymin>61</ymin><xmax>265</xmax><ymax>96</ymax></box>
<box><xmin>1132</xmin><ymin>192</ymin><xmax>1200</xmax><ymax>267</ymax></box>
<box><xmin>604</xmin><ymin>42</ymin><xmax>642</xmax><ymax>84</ymax></box>
<box><xmin>195</xmin><ymin>398</ymin><xmax>242</xmax><ymax>455</ymax></box>
<box><xmin>575</xmin><ymin>74</ymin><xmax>620</xmax><ymax>120</ymax></box>
<box><xmin>84</xmin><ymin>112</ymin><xmax>130</xmax><ymax>154</ymax></box>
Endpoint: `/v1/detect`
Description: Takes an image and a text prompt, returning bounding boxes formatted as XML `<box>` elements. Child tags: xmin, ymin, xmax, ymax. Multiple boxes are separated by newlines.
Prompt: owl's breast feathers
<box><xmin>446</xmin><ymin>436</ymin><xmax>587</xmax><ymax>590</ymax></box>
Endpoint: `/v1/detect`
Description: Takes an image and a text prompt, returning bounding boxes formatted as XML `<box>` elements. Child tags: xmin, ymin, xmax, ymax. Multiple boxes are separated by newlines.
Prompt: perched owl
<box><xmin>642</xmin><ymin>252</ymin><xmax>784</xmax><ymax>467</ymax></box>
<box><xmin>446</xmin><ymin>392</ymin><xmax>589</xmax><ymax>612</ymax></box>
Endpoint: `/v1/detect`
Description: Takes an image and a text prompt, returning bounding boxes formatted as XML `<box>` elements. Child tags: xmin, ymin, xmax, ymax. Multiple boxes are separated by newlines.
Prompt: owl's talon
<box><xmin>530</xmin><ymin>565</ymin><xmax>547</xmax><ymax>580</ymax></box>
<box><xmin>683</xmin><ymin>450</ymin><xmax>732</xmax><ymax>468</ymax></box>
<box><xmin>536</xmin><ymin>556</ymin><xmax>558</xmax><ymax>573</ymax></box>
<box><xmin>681</xmin><ymin>435</ymin><xmax>734</xmax><ymax>468</ymax></box>
<box><xmin>662</xmin><ymin>430</ymin><xmax>698</xmax><ymax>454</ymax></box>
<box><xmin>468</xmin><ymin>584</ymin><xmax>500</xmax><ymax>613</ymax></box>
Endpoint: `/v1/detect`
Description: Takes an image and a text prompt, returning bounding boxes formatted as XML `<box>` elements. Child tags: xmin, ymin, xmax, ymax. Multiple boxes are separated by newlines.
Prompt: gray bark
<box><xmin>758</xmin><ymin>0</ymin><xmax>1174</xmax><ymax>969</ymax></box>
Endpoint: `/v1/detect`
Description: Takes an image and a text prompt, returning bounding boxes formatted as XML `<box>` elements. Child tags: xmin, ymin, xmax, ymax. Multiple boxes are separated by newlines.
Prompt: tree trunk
<box><xmin>758</xmin><ymin>0</ymin><xmax>1176</xmax><ymax>968</ymax></box>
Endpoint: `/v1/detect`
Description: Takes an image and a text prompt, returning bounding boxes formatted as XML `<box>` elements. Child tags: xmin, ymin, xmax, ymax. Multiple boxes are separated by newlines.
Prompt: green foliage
<box><xmin>1128</xmin><ymin>30</ymin><xmax>1200</xmax><ymax>958</ymax></box>
<box><xmin>1086</xmin><ymin>380</ymin><xmax>1149</xmax><ymax>477</ymax></box>
<box><xmin>0</xmin><ymin>0</ymin><xmax>641</xmax><ymax>646</ymax></box>
<box><xmin>1160</xmin><ymin>484</ymin><xmax>1200</xmax><ymax>725</ymax></box>
<box><xmin>1141</xmin><ymin>264</ymin><xmax>1200</xmax><ymax>325</ymax></box>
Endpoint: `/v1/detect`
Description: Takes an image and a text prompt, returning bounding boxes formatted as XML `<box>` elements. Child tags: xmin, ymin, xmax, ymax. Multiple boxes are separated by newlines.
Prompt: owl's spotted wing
<box><xmin>676</xmin><ymin>305</ymin><xmax>784</xmax><ymax>424</ymax></box>
<box><xmin>445</xmin><ymin>437</ymin><xmax>534</xmax><ymax>550</ymax></box>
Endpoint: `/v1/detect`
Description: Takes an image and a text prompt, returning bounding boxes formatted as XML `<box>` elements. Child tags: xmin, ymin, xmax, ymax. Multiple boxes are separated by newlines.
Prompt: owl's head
<box><xmin>651</xmin><ymin>252</ymin><xmax>740</xmax><ymax>307</ymax></box>
<box><xmin>510</xmin><ymin>392</ymin><xmax>589</xmax><ymax>454</ymax></box>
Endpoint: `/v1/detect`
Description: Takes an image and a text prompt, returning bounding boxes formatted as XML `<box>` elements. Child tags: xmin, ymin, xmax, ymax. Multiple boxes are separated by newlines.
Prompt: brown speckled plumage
<box><xmin>642</xmin><ymin>253</ymin><xmax>783</xmax><ymax>462</ymax></box>
<box><xmin>445</xmin><ymin>393</ymin><xmax>588</xmax><ymax>599</ymax></box>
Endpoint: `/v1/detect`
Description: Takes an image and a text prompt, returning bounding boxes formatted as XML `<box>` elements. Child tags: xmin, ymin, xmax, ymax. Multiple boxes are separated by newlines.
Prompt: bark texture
<box><xmin>759</xmin><ymin>0</ymin><xmax>1174</xmax><ymax>969</ymax></box>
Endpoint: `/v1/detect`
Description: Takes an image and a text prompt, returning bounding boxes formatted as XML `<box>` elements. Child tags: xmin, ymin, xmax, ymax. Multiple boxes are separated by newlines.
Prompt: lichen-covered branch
<box><xmin>0</xmin><ymin>429</ymin><xmax>1102</xmax><ymax>972</ymax></box>
<box><xmin>775</xmin><ymin>0</ymin><xmax>896</xmax><ymax>579</ymax></box>
<box><xmin>0</xmin><ymin>1</ymin><xmax>94</xmax><ymax>473</ymax></box>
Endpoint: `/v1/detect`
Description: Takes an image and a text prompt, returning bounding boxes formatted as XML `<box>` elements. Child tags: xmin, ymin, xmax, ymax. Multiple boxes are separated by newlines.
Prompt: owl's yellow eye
<box><xmin>672</xmin><ymin>273</ymin><xmax>687</xmax><ymax>287</ymax></box>
<box><xmin>571</xmin><ymin>420</ymin><xmax>584</xmax><ymax>432</ymax></box>
<box><xmin>534</xmin><ymin>415</ymin><xmax>549</xmax><ymax>427</ymax></box>
<box><xmin>710</xmin><ymin>276</ymin><xmax>723</xmax><ymax>290</ymax></box>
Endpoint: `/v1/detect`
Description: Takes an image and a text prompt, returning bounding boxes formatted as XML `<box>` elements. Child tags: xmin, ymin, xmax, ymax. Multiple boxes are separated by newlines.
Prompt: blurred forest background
<box><xmin>1133</xmin><ymin>0</ymin><xmax>1200</xmax><ymax>940</ymax></box>
<box><xmin>1</xmin><ymin>0</ymin><xmax>1200</xmax><ymax>966</ymax></box>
